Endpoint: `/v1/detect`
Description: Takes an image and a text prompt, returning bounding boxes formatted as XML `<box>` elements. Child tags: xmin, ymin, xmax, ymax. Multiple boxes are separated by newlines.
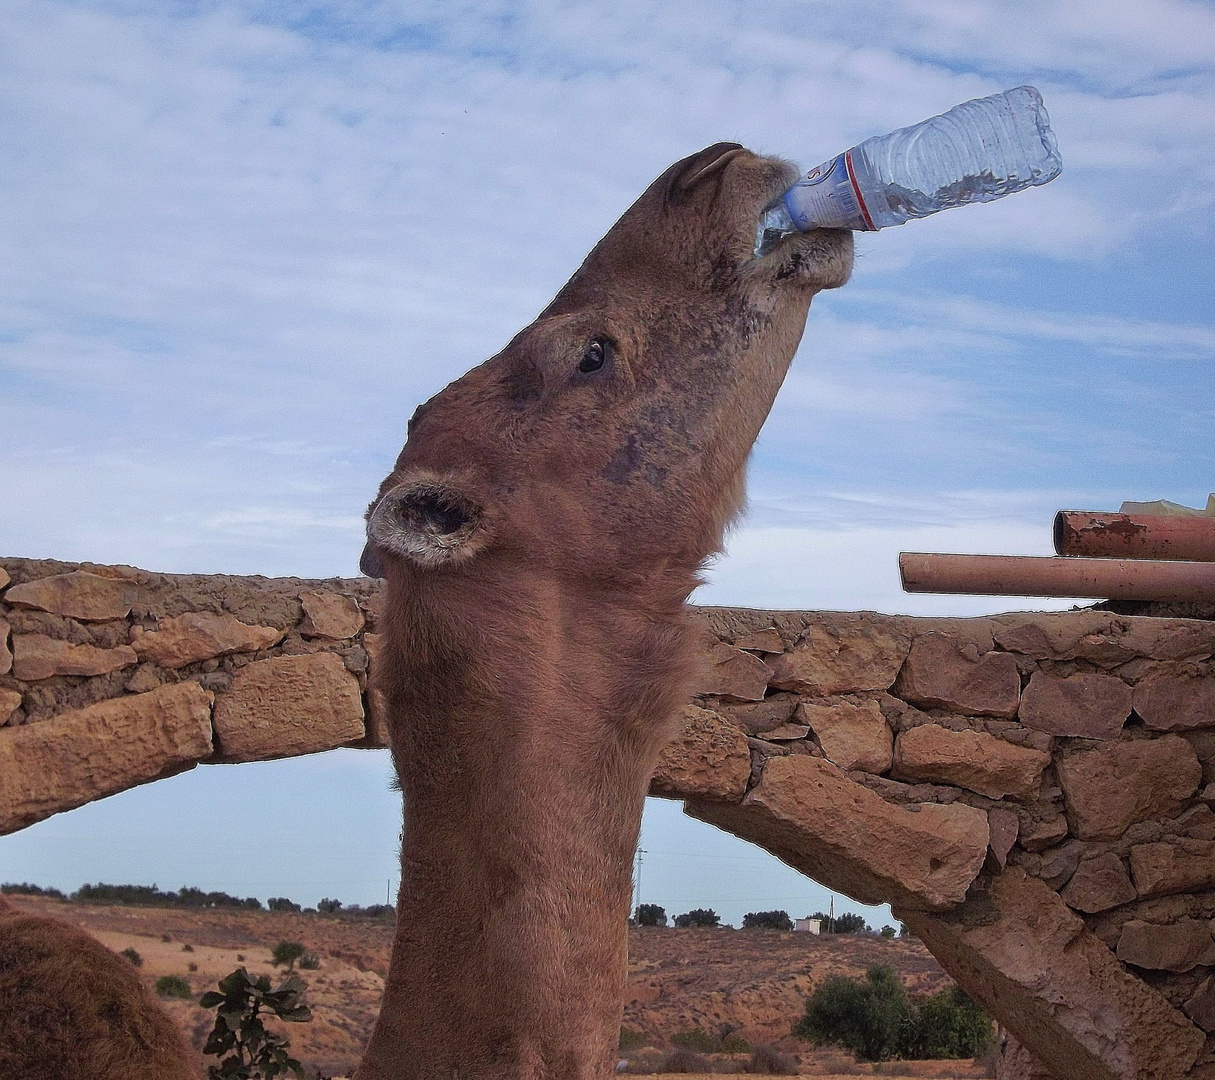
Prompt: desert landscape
<box><xmin>2</xmin><ymin>893</ymin><xmax>988</xmax><ymax>1079</ymax></box>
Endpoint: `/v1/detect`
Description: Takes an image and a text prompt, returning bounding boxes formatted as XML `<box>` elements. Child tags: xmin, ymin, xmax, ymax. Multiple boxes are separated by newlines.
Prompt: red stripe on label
<box><xmin>844</xmin><ymin>151</ymin><xmax>876</xmax><ymax>231</ymax></box>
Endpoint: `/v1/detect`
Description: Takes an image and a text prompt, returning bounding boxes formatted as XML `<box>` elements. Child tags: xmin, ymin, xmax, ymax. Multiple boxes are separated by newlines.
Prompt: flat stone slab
<box><xmin>766</xmin><ymin>623</ymin><xmax>910</xmax><ymax>696</ymax></box>
<box><xmin>798</xmin><ymin>699</ymin><xmax>892</xmax><ymax>773</ymax></box>
<box><xmin>0</xmin><ymin>688</ymin><xmax>23</xmax><ymax>725</ymax></box>
<box><xmin>1133</xmin><ymin>669</ymin><xmax>1215</xmax><ymax>732</ymax></box>
<box><xmin>0</xmin><ymin>618</ymin><xmax>10</xmax><ymax>676</ymax></box>
<box><xmin>0</xmin><ymin>682</ymin><xmax>213</xmax><ymax>834</ymax></box>
<box><xmin>1057</xmin><ymin>735</ymin><xmax>1201</xmax><ymax>841</ymax></box>
<box><xmin>694</xmin><ymin>644</ymin><xmax>770</xmax><ymax>701</ymax></box>
<box><xmin>1129</xmin><ymin>840</ymin><xmax>1215</xmax><ymax>899</ymax></box>
<box><xmin>893</xmin><ymin>633</ymin><xmax>1021</xmax><ymax>718</ymax></box>
<box><xmin>10</xmin><ymin>634</ymin><xmax>137</xmax><ymax>681</ymax></box>
<box><xmin>211</xmin><ymin>652</ymin><xmax>364</xmax><ymax>761</ymax></box>
<box><xmin>902</xmin><ymin>868</ymin><xmax>1204</xmax><ymax>1080</ymax></box>
<box><xmin>689</xmin><ymin>754</ymin><xmax>988</xmax><ymax>911</ymax></box>
<box><xmin>892</xmin><ymin>724</ymin><xmax>1049</xmax><ymax>799</ymax></box>
<box><xmin>650</xmin><ymin>704</ymin><xmax>750</xmax><ymax>802</ymax></box>
<box><xmin>1118</xmin><ymin>918</ymin><xmax>1215</xmax><ymax>973</ymax></box>
<box><xmin>1059</xmin><ymin>852</ymin><xmax>1136</xmax><ymax>913</ymax></box>
<box><xmin>1020</xmin><ymin>670</ymin><xmax>1131</xmax><ymax>740</ymax></box>
<box><xmin>4</xmin><ymin>571</ymin><xmax>137</xmax><ymax>621</ymax></box>
<box><xmin>299</xmin><ymin>590</ymin><xmax>365</xmax><ymax>640</ymax></box>
<box><xmin>131</xmin><ymin>612</ymin><xmax>285</xmax><ymax>669</ymax></box>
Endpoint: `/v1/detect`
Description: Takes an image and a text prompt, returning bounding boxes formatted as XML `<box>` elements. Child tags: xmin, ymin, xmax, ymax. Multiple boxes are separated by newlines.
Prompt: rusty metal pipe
<box><xmin>899</xmin><ymin>552</ymin><xmax>1215</xmax><ymax>603</ymax></box>
<box><xmin>1054</xmin><ymin>511</ymin><xmax>1215</xmax><ymax>562</ymax></box>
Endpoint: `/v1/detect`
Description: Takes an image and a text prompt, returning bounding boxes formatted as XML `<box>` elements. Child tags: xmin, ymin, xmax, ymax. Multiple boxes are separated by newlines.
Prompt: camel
<box><xmin>0</xmin><ymin>895</ymin><xmax>202</xmax><ymax>1080</ymax></box>
<box><xmin>358</xmin><ymin>142</ymin><xmax>852</xmax><ymax>1079</ymax></box>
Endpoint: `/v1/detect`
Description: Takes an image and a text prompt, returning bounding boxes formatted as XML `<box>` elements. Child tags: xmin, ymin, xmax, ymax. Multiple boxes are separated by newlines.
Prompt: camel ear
<box><xmin>365</xmin><ymin>478</ymin><xmax>489</xmax><ymax>569</ymax></box>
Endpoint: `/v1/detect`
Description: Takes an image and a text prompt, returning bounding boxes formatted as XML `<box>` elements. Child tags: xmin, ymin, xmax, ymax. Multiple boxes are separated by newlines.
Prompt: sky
<box><xmin>1</xmin><ymin>0</ymin><xmax>1213</xmax><ymax>926</ymax></box>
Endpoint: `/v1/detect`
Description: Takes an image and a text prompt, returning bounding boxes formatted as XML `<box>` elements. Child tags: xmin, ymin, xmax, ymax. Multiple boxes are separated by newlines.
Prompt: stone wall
<box><xmin>4</xmin><ymin>557</ymin><xmax>1215</xmax><ymax>1079</ymax></box>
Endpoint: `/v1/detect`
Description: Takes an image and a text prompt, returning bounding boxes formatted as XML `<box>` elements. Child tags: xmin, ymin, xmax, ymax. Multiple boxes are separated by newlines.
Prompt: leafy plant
<box><xmin>200</xmin><ymin>967</ymin><xmax>312</xmax><ymax>1080</ymax></box>
<box><xmin>742</xmin><ymin>909</ymin><xmax>793</xmax><ymax>931</ymax></box>
<box><xmin>271</xmin><ymin>941</ymin><xmax>306</xmax><ymax>972</ymax></box>
<box><xmin>806</xmin><ymin>910</ymin><xmax>868</xmax><ymax>934</ymax></box>
<box><xmin>880</xmin><ymin>925</ymin><xmax>897</xmax><ymax>939</ymax></box>
<box><xmin>634</xmin><ymin>903</ymin><xmax>667</xmax><ymax>927</ymax></box>
<box><xmin>671</xmin><ymin>1027</ymin><xmax>716</xmax><ymax>1052</ymax></box>
<box><xmin>673</xmin><ymin>908</ymin><xmax>720</xmax><ymax>928</ymax></box>
<box><xmin>618</xmin><ymin>1027</ymin><xmax>648</xmax><ymax>1051</ymax></box>
<box><xmin>267</xmin><ymin>897</ymin><xmax>301</xmax><ymax>913</ymax></box>
<box><xmin>120</xmin><ymin>947</ymin><xmax>142</xmax><ymax>967</ymax></box>
<box><xmin>156</xmin><ymin>975</ymin><xmax>193</xmax><ymax>999</ymax></box>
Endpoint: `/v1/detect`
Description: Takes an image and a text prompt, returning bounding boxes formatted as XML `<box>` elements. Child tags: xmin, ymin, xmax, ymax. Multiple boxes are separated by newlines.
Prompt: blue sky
<box><xmin>1</xmin><ymin>0</ymin><xmax>1213</xmax><ymax>925</ymax></box>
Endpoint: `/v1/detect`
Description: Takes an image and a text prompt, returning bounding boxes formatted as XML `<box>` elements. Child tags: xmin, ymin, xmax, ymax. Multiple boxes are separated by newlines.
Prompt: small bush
<box><xmin>120</xmin><ymin>947</ymin><xmax>142</xmax><ymax>967</ymax></box>
<box><xmin>189</xmin><ymin>962</ymin><xmax>198</xmax><ymax>972</ymax></box>
<box><xmin>162</xmin><ymin>933</ymin><xmax>172</xmax><ymax>942</ymax></box>
<box><xmin>659</xmin><ymin>1047</ymin><xmax>710</xmax><ymax>1073</ymax></box>
<box><xmin>619</xmin><ymin>1027</ymin><xmax>648</xmax><ymax>1051</ymax></box>
<box><xmin>156</xmin><ymin>975</ymin><xmax>193</xmax><ymax>999</ymax></box>
<box><xmin>298</xmin><ymin>951</ymin><xmax>320</xmax><ymax>970</ymax></box>
<box><xmin>236</xmin><ymin>954</ymin><xmax>245</xmax><ymax>962</ymax></box>
<box><xmin>271</xmin><ymin>940</ymin><xmax>307</xmax><ymax>972</ymax></box>
<box><xmin>671</xmin><ymin>1027</ymin><xmax>716</xmax><ymax>1053</ymax></box>
<box><xmin>744</xmin><ymin>1045</ymin><xmax>798</xmax><ymax>1074</ymax></box>
<box><xmin>634</xmin><ymin>903</ymin><xmax>667</xmax><ymax>927</ymax></box>
<box><xmin>720</xmin><ymin>1030</ymin><xmax>751</xmax><ymax>1054</ymax></box>
<box><xmin>182</xmin><ymin>943</ymin><xmax>194</xmax><ymax>952</ymax></box>
<box><xmin>673</xmin><ymin>908</ymin><xmax>720</xmax><ymax>928</ymax></box>
<box><xmin>880</xmin><ymin>925</ymin><xmax>896</xmax><ymax>939</ymax></box>
<box><xmin>907</xmin><ymin>985</ymin><xmax>995</xmax><ymax>1060</ymax></box>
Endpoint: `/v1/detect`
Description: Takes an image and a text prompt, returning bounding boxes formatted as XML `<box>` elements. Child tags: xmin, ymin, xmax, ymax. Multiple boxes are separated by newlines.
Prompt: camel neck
<box><xmin>357</xmin><ymin>571</ymin><xmax>696</xmax><ymax>1079</ymax></box>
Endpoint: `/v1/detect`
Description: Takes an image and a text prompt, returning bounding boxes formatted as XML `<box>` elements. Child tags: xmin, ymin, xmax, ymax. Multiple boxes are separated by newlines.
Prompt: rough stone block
<box><xmin>1185</xmin><ymin>977</ymin><xmax>1215</xmax><ymax>1033</ymax></box>
<box><xmin>797</xmin><ymin>699</ymin><xmax>892</xmax><ymax>773</ymax></box>
<box><xmin>892</xmin><ymin>724</ymin><xmax>1049</xmax><ymax>799</ymax></box>
<box><xmin>0</xmin><ymin>567</ymin><xmax>8</xmax><ymax>590</ymax></box>
<box><xmin>299</xmin><ymin>590</ymin><xmax>365</xmax><ymax>640</ymax></box>
<box><xmin>211</xmin><ymin>652</ymin><xmax>364</xmax><ymax>761</ymax></box>
<box><xmin>131</xmin><ymin>612</ymin><xmax>285</xmax><ymax>669</ymax></box>
<box><xmin>1056</xmin><ymin>735</ymin><xmax>1201</xmax><ymax>841</ymax></box>
<box><xmin>0</xmin><ymin>618</ymin><xmax>9</xmax><ymax>676</ymax></box>
<box><xmin>0</xmin><ymin>688</ymin><xmax>22</xmax><ymax>725</ymax></box>
<box><xmin>650</xmin><ymin>704</ymin><xmax>750</xmax><ymax>802</ymax></box>
<box><xmin>3</xmin><ymin>571</ymin><xmax>136</xmax><ymax>621</ymax></box>
<box><xmin>711</xmin><ymin>695</ymin><xmax>798</xmax><ymax>735</ymax></box>
<box><xmin>360</xmin><ymin>631</ymin><xmax>390</xmax><ymax>748</ymax></box>
<box><xmin>731</xmin><ymin>628</ymin><xmax>783</xmax><ymax>653</ymax></box>
<box><xmin>902</xmin><ymin>868</ymin><xmax>1205</xmax><ymax>1080</ymax></box>
<box><xmin>1020</xmin><ymin>816</ymin><xmax>1069</xmax><ymax>852</ymax></box>
<box><xmin>10</xmin><ymin>633</ymin><xmax>137</xmax><ymax>680</ymax></box>
<box><xmin>1117</xmin><ymin>918</ymin><xmax>1215</xmax><ymax>973</ymax></box>
<box><xmin>893</xmin><ymin>633</ymin><xmax>1021</xmax><ymax>718</ymax></box>
<box><xmin>694</xmin><ymin>644</ymin><xmax>770</xmax><ymax>701</ymax></box>
<box><xmin>1059</xmin><ymin>852</ymin><xmax>1136</xmax><ymax>913</ymax></box>
<box><xmin>766</xmin><ymin>624</ymin><xmax>910</xmax><ymax>696</ymax></box>
<box><xmin>0</xmin><ymin>682</ymin><xmax>213</xmax><ymax>834</ymax></box>
<box><xmin>1020</xmin><ymin>670</ymin><xmax>1131</xmax><ymax>740</ymax></box>
<box><xmin>689</xmin><ymin>755</ymin><xmax>988</xmax><ymax>911</ymax></box>
<box><xmin>1134</xmin><ymin>669</ymin><xmax>1215</xmax><ymax>732</ymax></box>
<box><xmin>988</xmin><ymin>807</ymin><xmax>1020</xmax><ymax>868</ymax></box>
<box><xmin>1129</xmin><ymin>840</ymin><xmax>1215</xmax><ymax>899</ymax></box>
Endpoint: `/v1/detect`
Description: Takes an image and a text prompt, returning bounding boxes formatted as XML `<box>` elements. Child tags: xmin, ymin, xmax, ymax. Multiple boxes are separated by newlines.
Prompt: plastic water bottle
<box><xmin>755</xmin><ymin>86</ymin><xmax>1062</xmax><ymax>255</ymax></box>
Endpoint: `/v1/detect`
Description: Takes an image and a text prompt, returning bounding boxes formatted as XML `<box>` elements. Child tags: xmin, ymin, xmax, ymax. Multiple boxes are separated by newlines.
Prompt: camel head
<box><xmin>364</xmin><ymin>143</ymin><xmax>852</xmax><ymax>592</ymax></box>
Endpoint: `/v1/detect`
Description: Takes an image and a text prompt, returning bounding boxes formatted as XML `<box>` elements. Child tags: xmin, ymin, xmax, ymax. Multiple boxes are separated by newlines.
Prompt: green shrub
<box><xmin>880</xmin><ymin>925</ymin><xmax>897</xmax><ymax>939</ymax></box>
<box><xmin>742</xmin><ymin>909</ymin><xmax>793</xmax><ymax>931</ymax></box>
<box><xmin>271</xmin><ymin>941</ymin><xmax>306</xmax><ymax>972</ymax></box>
<box><xmin>200</xmin><ymin>966</ymin><xmax>311</xmax><ymax>1079</ymax></box>
<box><xmin>316</xmin><ymin>898</ymin><xmax>342</xmax><ymax>915</ymax></box>
<box><xmin>795</xmin><ymin>965</ymin><xmax>911</xmax><ymax>1061</ymax></box>
<box><xmin>120</xmin><ymin>947</ymin><xmax>142</xmax><ymax>967</ymax></box>
<box><xmin>1</xmin><ymin>882</ymin><xmax>67</xmax><ymax>899</ymax></box>
<box><xmin>721</xmin><ymin>1031</ymin><xmax>752</xmax><ymax>1053</ymax></box>
<box><xmin>634</xmin><ymin>903</ymin><xmax>667</xmax><ymax>927</ymax></box>
<box><xmin>156</xmin><ymin>975</ymin><xmax>193</xmax><ymax>1000</ymax></box>
<box><xmin>268</xmin><ymin>897</ymin><xmax>301</xmax><ymax>913</ymax></box>
<box><xmin>796</xmin><ymin>966</ymin><xmax>995</xmax><ymax>1062</ymax></box>
<box><xmin>618</xmin><ymin>1027</ymin><xmax>647</xmax><ymax>1051</ymax></box>
<box><xmin>671</xmin><ymin>1027</ymin><xmax>716</xmax><ymax>1053</ymax></box>
<box><xmin>673</xmin><ymin>908</ymin><xmax>720</xmax><ymax>928</ymax></box>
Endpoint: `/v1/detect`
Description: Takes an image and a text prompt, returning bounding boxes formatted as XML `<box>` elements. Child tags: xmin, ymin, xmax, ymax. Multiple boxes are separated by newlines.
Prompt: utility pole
<box><xmin>829</xmin><ymin>894</ymin><xmax>834</xmax><ymax>934</ymax></box>
<box><xmin>633</xmin><ymin>848</ymin><xmax>646</xmax><ymax>913</ymax></box>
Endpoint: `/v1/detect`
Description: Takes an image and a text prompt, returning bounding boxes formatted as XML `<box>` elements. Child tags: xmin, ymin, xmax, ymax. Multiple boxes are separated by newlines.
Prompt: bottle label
<box><xmin>784</xmin><ymin>152</ymin><xmax>876</xmax><ymax>231</ymax></box>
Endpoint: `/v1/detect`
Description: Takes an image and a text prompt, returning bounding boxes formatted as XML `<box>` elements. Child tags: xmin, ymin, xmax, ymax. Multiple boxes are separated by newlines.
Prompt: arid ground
<box><xmin>6</xmin><ymin>896</ymin><xmax>987</xmax><ymax>1079</ymax></box>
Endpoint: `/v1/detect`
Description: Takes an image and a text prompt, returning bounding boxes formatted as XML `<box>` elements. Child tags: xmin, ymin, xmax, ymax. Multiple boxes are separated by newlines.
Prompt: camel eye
<box><xmin>578</xmin><ymin>338</ymin><xmax>610</xmax><ymax>374</ymax></box>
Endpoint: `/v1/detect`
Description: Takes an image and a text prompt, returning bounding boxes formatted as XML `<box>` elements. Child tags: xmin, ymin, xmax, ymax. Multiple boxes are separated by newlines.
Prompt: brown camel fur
<box><xmin>358</xmin><ymin>143</ymin><xmax>853</xmax><ymax>1079</ymax></box>
<box><xmin>0</xmin><ymin>895</ymin><xmax>202</xmax><ymax>1080</ymax></box>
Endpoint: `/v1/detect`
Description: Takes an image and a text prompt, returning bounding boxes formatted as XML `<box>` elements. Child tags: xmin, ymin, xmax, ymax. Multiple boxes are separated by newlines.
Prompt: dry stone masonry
<box><xmin>3</xmin><ymin>557</ymin><xmax>1215</xmax><ymax>1079</ymax></box>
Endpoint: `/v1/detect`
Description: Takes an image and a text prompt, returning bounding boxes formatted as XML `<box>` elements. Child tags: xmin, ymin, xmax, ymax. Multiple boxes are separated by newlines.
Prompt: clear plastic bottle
<box><xmin>755</xmin><ymin>86</ymin><xmax>1062</xmax><ymax>255</ymax></box>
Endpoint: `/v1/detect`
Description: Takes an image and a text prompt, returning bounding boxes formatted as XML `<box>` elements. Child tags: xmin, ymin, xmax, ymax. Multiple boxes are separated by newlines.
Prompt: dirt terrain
<box><xmin>5</xmin><ymin>896</ymin><xmax>983</xmax><ymax>1078</ymax></box>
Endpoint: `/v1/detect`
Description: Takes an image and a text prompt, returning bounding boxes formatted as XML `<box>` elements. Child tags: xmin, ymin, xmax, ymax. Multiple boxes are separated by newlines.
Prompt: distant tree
<box><xmin>806</xmin><ymin>910</ymin><xmax>867</xmax><ymax>934</ymax></box>
<box><xmin>271</xmin><ymin>941</ymin><xmax>307</xmax><ymax>972</ymax></box>
<box><xmin>268</xmin><ymin>897</ymin><xmax>301</xmax><ymax>913</ymax></box>
<box><xmin>1</xmin><ymin>882</ymin><xmax>67</xmax><ymax>899</ymax></box>
<box><xmin>905</xmin><ymin>986</ymin><xmax>995</xmax><ymax>1060</ymax></box>
<box><xmin>635</xmin><ymin>903</ymin><xmax>667</xmax><ymax>927</ymax></box>
<box><xmin>742</xmin><ymin>910</ymin><xmax>793</xmax><ymax>931</ymax></box>
<box><xmin>673</xmin><ymin>908</ymin><xmax>720</xmax><ymax>928</ymax></box>
<box><xmin>316</xmin><ymin>898</ymin><xmax>342</xmax><ymax>915</ymax></box>
<box><xmin>899</xmin><ymin>923</ymin><xmax>913</xmax><ymax>938</ymax></box>
<box><xmin>880</xmin><ymin>925</ymin><xmax>897</xmax><ymax>939</ymax></box>
<box><xmin>795</xmin><ymin>964</ymin><xmax>909</xmax><ymax>1061</ymax></box>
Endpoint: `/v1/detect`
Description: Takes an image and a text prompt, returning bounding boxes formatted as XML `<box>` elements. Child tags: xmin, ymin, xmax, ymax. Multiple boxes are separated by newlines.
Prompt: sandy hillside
<box><xmin>5</xmin><ymin>896</ymin><xmax>983</xmax><ymax>1079</ymax></box>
